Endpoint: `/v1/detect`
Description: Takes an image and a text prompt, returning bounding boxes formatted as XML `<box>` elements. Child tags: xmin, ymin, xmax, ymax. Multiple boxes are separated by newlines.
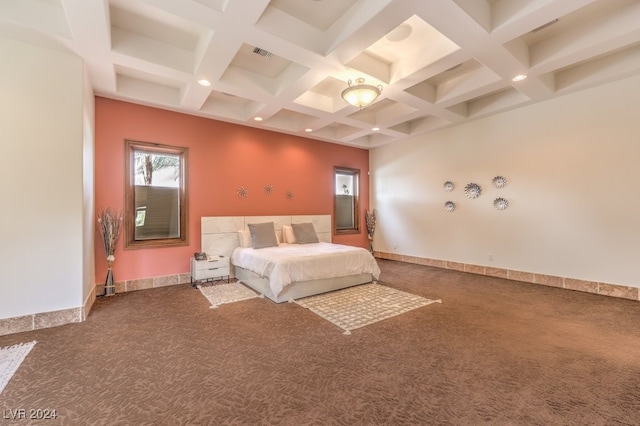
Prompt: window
<box><xmin>124</xmin><ymin>140</ymin><xmax>188</xmax><ymax>249</ymax></box>
<box><xmin>334</xmin><ymin>167</ymin><xmax>360</xmax><ymax>234</ymax></box>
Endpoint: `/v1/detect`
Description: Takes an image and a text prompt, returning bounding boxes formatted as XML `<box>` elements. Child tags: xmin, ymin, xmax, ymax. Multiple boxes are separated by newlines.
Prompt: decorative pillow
<box><xmin>237</xmin><ymin>230</ymin><xmax>252</xmax><ymax>248</ymax></box>
<box><xmin>282</xmin><ymin>225</ymin><xmax>296</xmax><ymax>244</ymax></box>
<box><xmin>291</xmin><ymin>223</ymin><xmax>319</xmax><ymax>244</ymax></box>
<box><xmin>247</xmin><ymin>222</ymin><xmax>279</xmax><ymax>249</ymax></box>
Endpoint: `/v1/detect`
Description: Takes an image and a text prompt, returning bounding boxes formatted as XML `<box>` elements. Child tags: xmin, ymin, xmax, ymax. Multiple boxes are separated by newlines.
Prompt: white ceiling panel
<box><xmin>1</xmin><ymin>0</ymin><xmax>639</xmax><ymax>149</ymax></box>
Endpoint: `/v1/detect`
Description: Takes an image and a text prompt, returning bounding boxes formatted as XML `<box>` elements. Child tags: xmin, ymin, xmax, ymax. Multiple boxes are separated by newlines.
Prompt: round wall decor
<box><xmin>464</xmin><ymin>182</ymin><xmax>482</xmax><ymax>199</ymax></box>
<box><xmin>444</xmin><ymin>181</ymin><xmax>455</xmax><ymax>192</ymax></box>
<box><xmin>493</xmin><ymin>197</ymin><xmax>509</xmax><ymax>210</ymax></box>
<box><xmin>444</xmin><ymin>201</ymin><xmax>456</xmax><ymax>212</ymax></box>
<box><xmin>492</xmin><ymin>176</ymin><xmax>507</xmax><ymax>188</ymax></box>
<box><xmin>236</xmin><ymin>186</ymin><xmax>248</xmax><ymax>198</ymax></box>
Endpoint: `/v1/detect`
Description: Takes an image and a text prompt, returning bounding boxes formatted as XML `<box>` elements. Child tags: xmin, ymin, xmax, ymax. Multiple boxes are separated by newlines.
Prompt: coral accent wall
<box><xmin>95</xmin><ymin>97</ymin><xmax>369</xmax><ymax>283</ymax></box>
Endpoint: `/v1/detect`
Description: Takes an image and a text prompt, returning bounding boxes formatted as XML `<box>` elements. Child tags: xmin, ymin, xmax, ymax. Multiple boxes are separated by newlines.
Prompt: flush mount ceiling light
<box><xmin>341</xmin><ymin>78</ymin><xmax>382</xmax><ymax>109</ymax></box>
<box><xmin>512</xmin><ymin>74</ymin><xmax>527</xmax><ymax>82</ymax></box>
<box><xmin>197</xmin><ymin>79</ymin><xmax>211</xmax><ymax>86</ymax></box>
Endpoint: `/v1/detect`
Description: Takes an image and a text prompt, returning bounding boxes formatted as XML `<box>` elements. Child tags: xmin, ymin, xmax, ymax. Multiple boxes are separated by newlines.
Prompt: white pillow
<box><xmin>237</xmin><ymin>230</ymin><xmax>252</xmax><ymax>248</ymax></box>
<box><xmin>282</xmin><ymin>225</ymin><xmax>296</xmax><ymax>244</ymax></box>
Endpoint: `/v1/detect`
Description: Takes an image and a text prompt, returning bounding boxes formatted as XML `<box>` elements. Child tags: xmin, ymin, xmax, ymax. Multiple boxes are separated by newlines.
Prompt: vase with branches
<box><xmin>97</xmin><ymin>207</ymin><xmax>122</xmax><ymax>296</ymax></box>
<box><xmin>365</xmin><ymin>209</ymin><xmax>377</xmax><ymax>254</ymax></box>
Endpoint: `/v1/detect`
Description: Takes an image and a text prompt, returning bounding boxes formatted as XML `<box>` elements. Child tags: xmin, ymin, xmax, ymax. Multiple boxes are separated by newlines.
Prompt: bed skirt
<box><xmin>233</xmin><ymin>266</ymin><xmax>374</xmax><ymax>303</ymax></box>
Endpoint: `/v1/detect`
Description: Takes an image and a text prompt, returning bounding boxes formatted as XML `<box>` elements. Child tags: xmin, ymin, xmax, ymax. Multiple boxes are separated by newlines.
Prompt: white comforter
<box><xmin>231</xmin><ymin>242</ymin><xmax>381</xmax><ymax>297</ymax></box>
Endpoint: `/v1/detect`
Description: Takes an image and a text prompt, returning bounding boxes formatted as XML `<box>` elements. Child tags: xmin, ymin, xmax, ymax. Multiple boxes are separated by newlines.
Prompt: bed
<box><xmin>201</xmin><ymin>215</ymin><xmax>380</xmax><ymax>303</ymax></box>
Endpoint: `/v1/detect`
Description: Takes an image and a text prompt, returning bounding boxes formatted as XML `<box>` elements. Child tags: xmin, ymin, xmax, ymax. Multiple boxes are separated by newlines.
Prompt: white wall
<box><xmin>0</xmin><ymin>37</ymin><xmax>86</xmax><ymax>319</ymax></box>
<box><xmin>82</xmin><ymin>67</ymin><xmax>96</xmax><ymax>305</ymax></box>
<box><xmin>370</xmin><ymin>73</ymin><xmax>640</xmax><ymax>288</ymax></box>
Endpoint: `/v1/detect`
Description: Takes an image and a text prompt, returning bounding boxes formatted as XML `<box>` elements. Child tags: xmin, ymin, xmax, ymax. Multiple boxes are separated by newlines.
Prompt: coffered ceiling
<box><xmin>1</xmin><ymin>0</ymin><xmax>640</xmax><ymax>149</ymax></box>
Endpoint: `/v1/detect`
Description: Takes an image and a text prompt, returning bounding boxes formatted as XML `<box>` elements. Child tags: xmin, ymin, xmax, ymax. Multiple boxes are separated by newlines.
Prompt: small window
<box><xmin>124</xmin><ymin>140</ymin><xmax>188</xmax><ymax>249</ymax></box>
<box><xmin>334</xmin><ymin>167</ymin><xmax>360</xmax><ymax>234</ymax></box>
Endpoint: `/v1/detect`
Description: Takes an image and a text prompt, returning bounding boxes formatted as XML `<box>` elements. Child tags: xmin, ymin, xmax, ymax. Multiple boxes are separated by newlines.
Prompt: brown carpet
<box><xmin>1</xmin><ymin>259</ymin><xmax>639</xmax><ymax>425</ymax></box>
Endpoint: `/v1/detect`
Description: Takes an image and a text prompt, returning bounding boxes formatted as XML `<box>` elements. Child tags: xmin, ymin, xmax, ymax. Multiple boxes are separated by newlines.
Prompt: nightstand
<box><xmin>190</xmin><ymin>255</ymin><xmax>230</xmax><ymax>287</ymax></box>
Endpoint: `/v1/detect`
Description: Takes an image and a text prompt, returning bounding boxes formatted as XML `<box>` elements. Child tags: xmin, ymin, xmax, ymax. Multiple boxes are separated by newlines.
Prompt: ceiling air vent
<box><xmin>252</xmin><ymin>47</ymin><xmax>273</xmax><ymax>59</ymax></box>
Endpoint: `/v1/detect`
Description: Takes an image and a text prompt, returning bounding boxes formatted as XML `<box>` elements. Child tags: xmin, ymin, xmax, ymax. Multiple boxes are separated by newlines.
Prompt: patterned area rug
<box><xmin>0</xmin><ymin>341</ymin><xmax>36</xmax><ymax>394</ymax></box>
<box><xmin>294</xmin><ymin>283</ymin><xmax>441</xmax><ymax>335</ymax></box>
<box><xmin>198</xmin><ymin>281</ymin><xmax>260</xmax><ymax>308</ymax></box>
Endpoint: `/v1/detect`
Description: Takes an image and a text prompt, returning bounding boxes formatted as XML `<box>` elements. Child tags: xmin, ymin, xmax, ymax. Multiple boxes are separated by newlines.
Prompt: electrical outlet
<box><xmin>488</xmin><ymin>254</ymin><xmax>494</xmax><ymax>261</ymax></box>
<box><xmin>393</xmin><ymin>244</ymin><xmax>398</xmax><ymax>250</ymax></box>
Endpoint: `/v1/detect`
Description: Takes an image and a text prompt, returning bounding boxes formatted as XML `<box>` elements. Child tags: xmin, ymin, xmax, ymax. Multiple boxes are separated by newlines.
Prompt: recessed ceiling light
<box><xmin>198</xmin><ymin>79</ymin><xmax>211</xmax><ymax>86</ymax></box>
<box><xmin>305</xmin><ymin>128</ymin><xmax>313</xmax><ymax>132</ymax></box>
<box><xmin>372</xmin><ymin>127</ymin><xmax>380</xmax><ymax>131</ymax></box>
<box><xmin>254</xmin><ymin>117</ymin><xmax>263</xmax><ymax>121</ymax></box>
<box><xmin>512</xmin><ymin>74</ymin><xmax>527</xmax><ymax>82</ymax></box>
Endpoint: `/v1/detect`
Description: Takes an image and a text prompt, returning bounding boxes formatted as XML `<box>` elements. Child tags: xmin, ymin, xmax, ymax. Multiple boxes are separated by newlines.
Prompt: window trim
<box><xmin>333</xmin><ymin>166</ymin><xmax>360</xmax><ymax>235</ymax></box>
<box><xmin>124</xmin><ymin>140</ymin><xmax>189</xmax><ymax>249</ymax></box>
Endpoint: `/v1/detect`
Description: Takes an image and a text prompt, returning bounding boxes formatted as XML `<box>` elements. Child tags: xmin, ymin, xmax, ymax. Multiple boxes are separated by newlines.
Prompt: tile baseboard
<box><xmin>374</xmin><ymin>251</ymin><xmax>640</xmax><ymax>302</ymax></box>
<box><xmin>95</xmin><ymin>272</ymin><xmax>192</xmax><ymax>296</ymax></box>
<box><xmin>1</xmin><ymin>272</ymin><xmax>191</xmax><ymax>337</ymax></box>
<box><xmin>0</xmin><ymin>306</ymin><xmax>83</xmax><ymax>337</ymax></box>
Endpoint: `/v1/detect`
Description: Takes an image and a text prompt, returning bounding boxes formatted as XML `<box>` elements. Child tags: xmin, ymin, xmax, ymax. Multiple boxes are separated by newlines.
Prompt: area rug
<box><xmin>198</xmin><ymin>281</ymin><xmax>260</xmax><ymax>308</ymax></box>
<box><xmin>0</xmin><ymin>341</ymin><xmax>36</xmax><ymax>394</ymax></box>
<box><xmin>294</xmin><ymin>283</ymin><xmax>441</xmax><ymax>335</ymax></box>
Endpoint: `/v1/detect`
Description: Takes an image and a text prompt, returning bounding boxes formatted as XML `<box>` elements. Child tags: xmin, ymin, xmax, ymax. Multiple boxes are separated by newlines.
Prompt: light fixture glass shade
<box><xmin>341</xmin><ymin>78</ymin><xmax>382</xmax><ymax>109</ymax></box>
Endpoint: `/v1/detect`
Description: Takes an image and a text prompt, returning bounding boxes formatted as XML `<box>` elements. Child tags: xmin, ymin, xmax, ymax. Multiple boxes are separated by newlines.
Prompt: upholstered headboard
<box><xmin>200</xmin><ymin>215</ymin><xmax>332</xmax><ymax>257</ymax></box>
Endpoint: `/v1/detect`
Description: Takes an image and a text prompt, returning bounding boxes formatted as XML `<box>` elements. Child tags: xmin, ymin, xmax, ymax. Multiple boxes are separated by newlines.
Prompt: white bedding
<box><xmin>231</xmin><ymin>242</ymin><xmax>381</xmax><ymax>297</ymax></box>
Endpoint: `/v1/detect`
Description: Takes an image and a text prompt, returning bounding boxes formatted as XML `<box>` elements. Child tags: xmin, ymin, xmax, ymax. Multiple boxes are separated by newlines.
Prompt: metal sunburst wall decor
<box><xmin>493</xmin><ymin>197</ymin><xmax>509</xmax><ymax>210</ymax></box>
<box><xmin>444</xmin><ymin>181</ymin><xmax>455</xmax><ymax>192</ymax></box>
<box><xmin>236</xmin><ymin>186</ymin><xmax>248</xmax><ymax>198</ymax></box>
<box><xmin>464</xmin><ymin>182</ymin><xmax>482</xmax><ymax>199</ymax></box>
<box><xmin>264</xmin><ymin>184</ymin><xmax>273</xmax><ymax>196</ymax></box>
<box><xmin>286</xmin><ymin>190</ymin><xmax>294</xmax><ymax>200</ymax></box>
<box><xmin>492</xmin><ymin>176</ymin><xmax>507</xmax><ymax>189</ymax></box>
<box><xmin>444</xmin><ymin>201</ymin><xmax>456</xmax><ymax>212</ymax></box>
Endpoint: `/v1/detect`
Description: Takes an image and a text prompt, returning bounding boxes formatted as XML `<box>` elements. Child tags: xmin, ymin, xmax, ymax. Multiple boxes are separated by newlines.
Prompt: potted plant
<box><xmin>365</xmin><ymin>209</ymin><xmax>376</xmax><ymax>253</ymax></box>
<box><xmin>97</xmin><ymin>207</ymin><xmax>122</xmax><ymax>296</ymax></box>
